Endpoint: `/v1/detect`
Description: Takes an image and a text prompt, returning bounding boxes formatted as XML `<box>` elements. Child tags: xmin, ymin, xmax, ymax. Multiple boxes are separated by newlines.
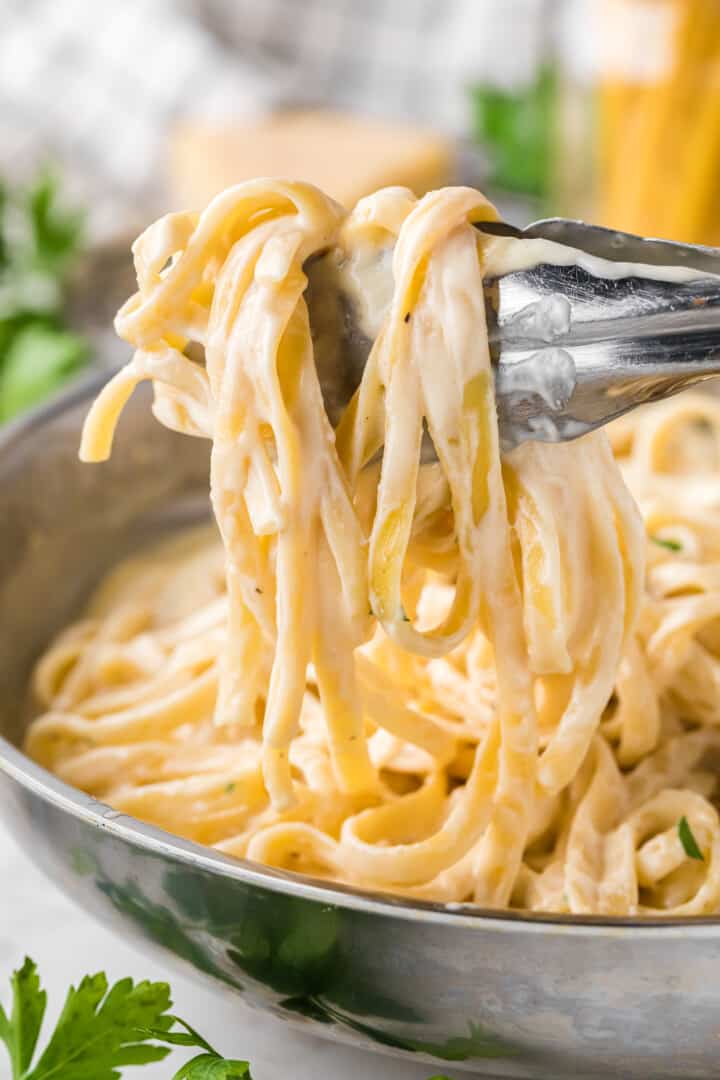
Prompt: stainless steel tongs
<box><xmin>305</xmin><ymin>219</ymin><xmax>720</xmax><ymax>452</ymax></box>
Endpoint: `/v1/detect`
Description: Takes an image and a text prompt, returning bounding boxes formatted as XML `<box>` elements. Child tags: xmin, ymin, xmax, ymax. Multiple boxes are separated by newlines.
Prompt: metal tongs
<box><xmin>305</xmin><ymin>219</ymin><xmax>720</xmax><ymax>453</ymax></box>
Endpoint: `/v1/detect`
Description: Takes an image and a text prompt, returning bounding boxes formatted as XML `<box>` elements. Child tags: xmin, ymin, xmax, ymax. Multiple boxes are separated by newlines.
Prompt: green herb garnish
<box><xmin>0</xmin><ymin>170</ymin><xmax>89</xmax><ymax>422</ymax></box>
<box><xmin>470</xmin><ymin>64</ymin><xmax>557</xmax><ymax>198</ymax></box>
<box><xmin>678</xmin><ymin>816</ymin><xmax>704</xmax><ymax>861</ymax></box>
<box><xmin>651</xmin><ymin>536</ymin><xmax>683</xmax><ymax>553</ymax></box>
<box><xmin>0</xmin><ymin>325</ymin><xmax>89</xmax><ymax>421</ymax></box>
<box><xmin>0</xmin><ymin>958</ymin><xmax>251</xmax><ymax>1079</ymax></box>
<box><xmin>225</xmin><ymin>782</ymin><xmax>236</xmax><ymax>794</ymax></box>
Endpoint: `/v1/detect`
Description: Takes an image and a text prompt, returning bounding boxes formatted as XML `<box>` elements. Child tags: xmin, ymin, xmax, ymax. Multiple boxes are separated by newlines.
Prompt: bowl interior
<box><xmin>0</xmin><ymin>374</ymin><xmax>211</xmax><ymax>748</ymax></box>
<box><xmin>6</xmin><ymin>374</ymin><xmax>720</xmax><ymax>934</ymax></box>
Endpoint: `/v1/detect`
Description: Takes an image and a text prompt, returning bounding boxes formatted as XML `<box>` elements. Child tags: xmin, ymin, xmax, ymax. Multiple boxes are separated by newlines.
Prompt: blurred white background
<box><xmin>0</xmin><ymin>0</ymin><xmax>555</xmax><ymax>234</ymax></box>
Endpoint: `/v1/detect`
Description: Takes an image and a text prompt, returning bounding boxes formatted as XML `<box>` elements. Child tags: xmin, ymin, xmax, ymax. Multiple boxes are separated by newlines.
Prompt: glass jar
<box><xmin>555</xmin><ymin>0</ymin><xmax>720</xmax><ymax>245</ymax></box>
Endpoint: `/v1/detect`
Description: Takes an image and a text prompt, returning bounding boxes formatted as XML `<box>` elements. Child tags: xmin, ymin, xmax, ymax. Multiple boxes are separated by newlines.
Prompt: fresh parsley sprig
<box><xmin>0</xmin><ymin>170</ymin><xmax>90</xmax><ymax>422</ymax></box>
<box><xmin>0</xmin><ymin>958</ymin><xmax>250</xmax><ymax>1080</ymax></box>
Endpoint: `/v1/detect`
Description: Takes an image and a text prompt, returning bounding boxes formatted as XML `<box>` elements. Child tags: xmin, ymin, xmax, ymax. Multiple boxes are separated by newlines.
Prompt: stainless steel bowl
<box><xmin>2</xmin><ymin>375</ymin><xmax>720</xmax><ymax>1080</ymax></box>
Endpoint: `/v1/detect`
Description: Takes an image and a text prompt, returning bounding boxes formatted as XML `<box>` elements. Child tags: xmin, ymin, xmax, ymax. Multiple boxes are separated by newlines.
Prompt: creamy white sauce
<box><xmin>498</xmin><ymin>346</ymin><xmax>577</xmax><ymax>410</ymax></box>
<box><xmin>499</xmin><ymin>294</ymin><xmax>572</xmax><ymax>343</ymax></box>
<box><xmin>483</xmin><ymin>235</ymin><xmax>716</xmax><ymax>284</ymax></box>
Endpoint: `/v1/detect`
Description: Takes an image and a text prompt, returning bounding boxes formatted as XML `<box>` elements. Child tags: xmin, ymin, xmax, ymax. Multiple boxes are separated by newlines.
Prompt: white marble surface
<box><xmin>0</xmin><ymin>819</ymin><xmax>438</xmax><ymax>1080</ymax></box>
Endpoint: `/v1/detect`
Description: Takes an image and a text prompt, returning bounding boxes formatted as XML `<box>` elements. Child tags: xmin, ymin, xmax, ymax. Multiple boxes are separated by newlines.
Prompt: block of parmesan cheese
<box><xmin>169</xmin><ymin>110</ymin><xmax>454</xmax><ymax>210</ymax></box>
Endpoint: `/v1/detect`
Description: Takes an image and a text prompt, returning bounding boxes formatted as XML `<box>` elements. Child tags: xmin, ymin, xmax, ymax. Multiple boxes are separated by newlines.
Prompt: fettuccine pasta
<box><xmin>25</xmin><ymin>180</ymin><xmax>720</xmax><ymax>914</ymax></box>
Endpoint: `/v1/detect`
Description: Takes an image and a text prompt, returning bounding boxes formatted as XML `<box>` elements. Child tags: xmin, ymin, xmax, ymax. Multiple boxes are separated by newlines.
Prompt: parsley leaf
<box><xmin>0</xmin><ymin>324</ymin><xmax>89</xmax><ymax>421</ymax></box>
<box><xmin>0</xmin><ymin>959</ymin><xmax>252</xmax><ymax>1080</ymax></box>
<box><xmin>0</xmin><ymin>169</ymin><xmax>89</xmax><ymax>423</ymax></box>
<box><xmin>0</xmin><ymin>962</ymin><xmax>173</xmax><ymax>1080</ymax></box>
<box><xmin>0</xmin><ymin>958</ymin><xmax>47</xmax><ymax>1078</ymax></box>
<box><xmin>141</xmin><ymin>1017</ymin><xmax>250</xmax><ymax>1078</ymax></box>
<box><xmin>651</xmin><ymin>536</ymin><xmax>682</xmax><ymax>553</ymax></box>
<box><xmin>25</xmin><ymin>972</ymin><xmax>173</xmax><ymax>1080</ymax></box>
<box><xmin>25</xmin><ymin>170</ymin><xmax>84</xmax><ymax>275</ymax></box>
<box><xmin>678</xmin><ymin>816</ymin><xmax>704</xmax><ymax>861</ymax></box>
<box><xmin>173</xmin><ymin>1054</ymin><xmax>251</xmax><ymax>1078</ymax></box>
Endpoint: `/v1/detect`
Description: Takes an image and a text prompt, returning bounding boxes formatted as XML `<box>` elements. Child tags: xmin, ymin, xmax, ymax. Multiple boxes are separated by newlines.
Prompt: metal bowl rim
<box><xmin>4</xmin><ymin>373</ymin><xmax>720</xmax><ymax>936</ymax></box>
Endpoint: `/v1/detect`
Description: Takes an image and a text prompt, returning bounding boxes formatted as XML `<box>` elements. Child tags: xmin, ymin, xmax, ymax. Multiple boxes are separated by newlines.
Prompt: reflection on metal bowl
<box><xmin>1</xmin><ymin>374</ymin><xmax>719</xmax><ymax>1080</ymax></box>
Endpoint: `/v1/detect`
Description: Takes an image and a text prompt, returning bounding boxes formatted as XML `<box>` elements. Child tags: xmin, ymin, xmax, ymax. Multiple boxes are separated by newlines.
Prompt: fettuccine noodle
<box><xmin>25</xmin><ymin>180</ymin><xmax>720</xmax><ymax>914</ymax></box>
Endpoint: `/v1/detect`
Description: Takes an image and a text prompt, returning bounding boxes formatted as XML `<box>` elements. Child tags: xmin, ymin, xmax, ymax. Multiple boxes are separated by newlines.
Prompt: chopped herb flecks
<box><xmin>678</xmin><ymin>816</ymin><xmax>704</xmax><ymax>860</ymax></box>
<box><xmin>651</xmin><ymin>536</ymin><xmax>682</xmax><ymax>553</ymax></box>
